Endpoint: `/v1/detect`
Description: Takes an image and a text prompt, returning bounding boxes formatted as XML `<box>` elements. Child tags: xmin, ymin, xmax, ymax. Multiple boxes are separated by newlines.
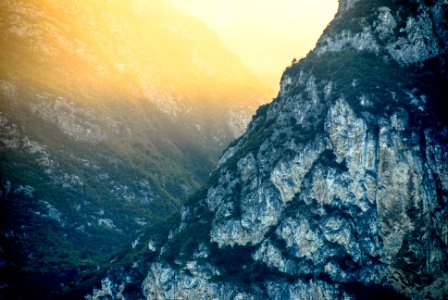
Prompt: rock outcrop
<box><xmin>88</xmin><ymin>0</ymin><xmax>448</xmax><ymax>299</ymax></box>
<box><xmin>0</xmin><ymin>1</ymin><xmax>271</xmax><ymax>298</ymax></box>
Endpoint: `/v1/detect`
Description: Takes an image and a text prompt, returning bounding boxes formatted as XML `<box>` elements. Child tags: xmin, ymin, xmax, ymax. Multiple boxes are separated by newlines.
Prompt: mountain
<box><xmin>0</xmin><ymin>0</ymin><xmax>272</xmax><ymax>298</ymax></box>
<box><xmin>84</xmin><ymin>0</ymin><xmax>448</xmax><ymax>299</ymax></box>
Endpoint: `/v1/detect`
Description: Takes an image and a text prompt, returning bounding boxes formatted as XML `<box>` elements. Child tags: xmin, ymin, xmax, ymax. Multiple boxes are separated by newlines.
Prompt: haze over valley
<box><xmin>0</xmin><ymin>1</ymin><xmax>337</xmax><ymax>298</ymax></box>
<box><xmin>2</xmin><ymin>0</ymin><xmax>447</xmax><ymax>299</ymax></box>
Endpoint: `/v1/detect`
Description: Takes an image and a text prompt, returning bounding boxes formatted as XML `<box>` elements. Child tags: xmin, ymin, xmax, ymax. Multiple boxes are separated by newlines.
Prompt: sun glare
<box><xmin>1</xmin><ymin>0</ymin><xmax>338</xmax><ymax>106</ymax></box>
<box><xmin>168</xmin><ymin>0</ymin><xmax>338</xmax><ymax>89</ymax></box>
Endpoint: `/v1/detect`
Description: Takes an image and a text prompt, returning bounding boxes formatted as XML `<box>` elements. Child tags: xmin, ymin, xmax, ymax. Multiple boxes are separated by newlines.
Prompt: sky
<box><xmin>168</xmin><ymin>0</ymin><xmax>338</xmax><ymax>89</ymax></box>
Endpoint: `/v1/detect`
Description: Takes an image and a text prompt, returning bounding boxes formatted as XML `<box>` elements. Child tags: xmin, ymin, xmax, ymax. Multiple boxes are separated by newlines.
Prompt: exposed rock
<box><xmin>0</xmin><ymin>0</ymin><xmax>273</xmax><ymax>297</ymax></box>
<box><xmin>0</xmin><ymin>80</ymin><xmax>17</xmax><ymax>100</ymax></box>
<box><xmin>0</xmin><ymin>113</ymin><xmax>20</xmax><ymax>149</ymax></box>
<box><xmin>317</xmin><ymin>28</ymin><xmax>381</xmax><ymax>56</ymax></box>
<box><xmin>30</xmin><ymin>97</ymin><xmax>120</xmax><ymax>143</ymax></box>
<box><xmin>386</xmin><ymin>11</ymin><xmax>441</xmax><ymax>65</ymax></box>
<box><xmin>316</xmin><ymin>0</ymin><xmax>447</xmax><ymax>66</ymax></box>
<box><xmin>86</xmin><ymin>0</ymin><xmax>448</xmax><ymax>299</ymax></box>
<box><xmin>227</xmin><ymin>107</ymin><xmax>253</xmax><ymax>138</ymax></box>
<box><xmin>86</xmin><ymin>278</ymin><xmax>125</xmax><ymax>300</ymax></box>
<box><xmin>338</xmin><ymin>0</ymin><xmax>361</xmax><ymax>13</ymax></box>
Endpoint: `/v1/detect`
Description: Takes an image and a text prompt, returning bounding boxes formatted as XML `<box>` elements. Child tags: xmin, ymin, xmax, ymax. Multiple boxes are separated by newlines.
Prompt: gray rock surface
<box><xmin>316</xmin><ymin>0</ymin><xmax>448</xmax><ymax>66</ymax></box>
<box><xmin>88</xmin><ymin>0</ymin><xmax>448</xmax><ymax>299</ymax></box>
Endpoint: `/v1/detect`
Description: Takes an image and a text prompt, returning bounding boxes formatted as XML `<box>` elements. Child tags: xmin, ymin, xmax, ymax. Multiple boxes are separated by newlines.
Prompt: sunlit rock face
<box><xmin>316</xmin><ymin>0</ymin><xmax>447</xmax><ymax>65</ymax></box>
<box><xmin>0</xmin><ymin>0</ymin><xmax>272</xmax><ymax>298</ymax></box>
<box><xmin>88</xmin><ymin>0</ymin><xmax>448</xmax><ymax>299</ymax></box>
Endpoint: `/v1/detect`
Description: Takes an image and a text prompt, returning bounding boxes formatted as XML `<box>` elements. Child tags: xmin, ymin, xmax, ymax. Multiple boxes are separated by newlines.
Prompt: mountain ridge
<box><xmin>85</xmin><ymin>0</ymin><xmax>448</xmax><ymax>299</ymax></box>
<box><xmin>0</xmin><ymin>1</ymin><xmax>272</xmax><ymax>298</ymax></box>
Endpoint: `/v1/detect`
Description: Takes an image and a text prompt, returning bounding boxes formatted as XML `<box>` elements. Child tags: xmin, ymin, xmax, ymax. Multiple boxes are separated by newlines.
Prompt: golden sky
<box><xmin>168</xmin><ymin>0</ymin><xmax>338</xmax><ymax>89</ymax></box>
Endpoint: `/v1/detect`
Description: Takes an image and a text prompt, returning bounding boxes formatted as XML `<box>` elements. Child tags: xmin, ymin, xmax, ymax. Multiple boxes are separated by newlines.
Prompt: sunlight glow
<box><xmin>0</xmin><ymin>0</ymin><xmax>272</xmax><ymax>107</ymax></box>
<box><xmin>1</xmin><ymin>0</ymin><xmax>338</xmax><ymax>106</ymax></box>
<box><xmin>168</xmin><ymin>0</ymin><xmax>339</xmax><ymax>88</ymax></box>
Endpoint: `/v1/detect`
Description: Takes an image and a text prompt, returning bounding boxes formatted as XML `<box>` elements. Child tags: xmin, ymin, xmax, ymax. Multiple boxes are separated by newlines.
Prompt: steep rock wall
<box><xmin>87</xmin><ymin>0</ymin><xmax>448</xmax><ymax>299</ymax></box>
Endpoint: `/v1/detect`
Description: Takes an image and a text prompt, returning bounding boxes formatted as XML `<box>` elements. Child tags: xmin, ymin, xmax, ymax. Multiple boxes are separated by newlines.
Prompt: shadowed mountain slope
<box><xmin>0</xmin><ymin>0</ymin><xmax>272</xmax><ymax>298</ymax></box>
<box><xmin>84</xmin><ymin>0</ymin><xmax>447</xmax><ymax>299</ymax></box>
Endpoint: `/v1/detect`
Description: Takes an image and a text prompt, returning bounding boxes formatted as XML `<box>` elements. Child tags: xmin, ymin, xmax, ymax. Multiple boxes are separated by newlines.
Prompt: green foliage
<box><xmin>239</xmin><ymin>104</ymin><xmax>275</xmax><ymax>155</ymax></box>
<box><xmin>160</xmin><ymin>188</ymin><xmax>212</xmax><ymax>262</ymax></box>
<box><xmin>161</xmin><ymin>221</ymin><xmax>210</xmax><ymax>263</ymax></box>
<box><xmin>208</xmin><ymin>243</ymin><xmax>297</xmax><ymax>288</ymax></box>
<box><xmin>0</xmin><ymin>84</ymin><xmax>222</xmax><ymax>298</ymax></box>
<box><xmin>323</xmin><ymin>0</ymin><xmax>420</xmax><ymax>36</ymax></box>
<box><xmin>214</xmin><ymin>103</ymin><xmax>276</xmax><ymax>179</ymax></box>
<box><xmin>0</xmin><ymin>188</ymin><xmax>107</xmax><ymax>299</ymax></box>
<box><xmin>284</xmin><ymin>49</ymin><xmax>414</xmax><ymax>120</ymax></box>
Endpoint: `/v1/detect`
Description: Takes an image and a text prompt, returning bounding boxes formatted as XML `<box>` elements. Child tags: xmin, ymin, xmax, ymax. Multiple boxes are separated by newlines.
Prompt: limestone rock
<box><xmin>87</xmin><ymin>1</ymin><xmax>448</xmax><ymax>299</ymax></box>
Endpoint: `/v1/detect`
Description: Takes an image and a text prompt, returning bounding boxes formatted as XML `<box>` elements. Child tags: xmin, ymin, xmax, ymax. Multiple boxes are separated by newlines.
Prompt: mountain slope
<box><xmin>87</xmin><ymin>0</ymin><xmax>448</xmax><ymax>299</ymax></box>
<box><xmin>0</xmin><ymin>0</ymin><xmax>272</xmax><ymax>298</ymax></box>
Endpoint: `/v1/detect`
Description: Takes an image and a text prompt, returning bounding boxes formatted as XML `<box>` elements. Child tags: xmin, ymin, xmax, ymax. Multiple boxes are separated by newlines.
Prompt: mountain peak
<box><xmin>84</xmin><ymin>0</ymin><xmax>448</xmax><ymax>299</ymax></box>
<box><xmin>0</xmin><ymin>1</ymin><xmax>272</xmax><ymax>298</ymax></box>
<box><xmin>319</xmin><ymin>0</ymin><xmax>447</xmax><ymax>65</ymax></box>
<box><xmin>337</xmin><ymin>0</ymin><xmax>361</xmax><ymax>13</ymax></box>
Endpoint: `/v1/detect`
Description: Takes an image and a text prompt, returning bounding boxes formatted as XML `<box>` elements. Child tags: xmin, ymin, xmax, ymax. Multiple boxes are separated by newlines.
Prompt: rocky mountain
<box><xmin>84</xmin><ymin>0</ymin><xmax>448</xmax><ymax>299</ymax></box>
<box><xmin>0</xmin><ymin>0</ymin><xmax>271</xmax><ymax>298</ymax></box>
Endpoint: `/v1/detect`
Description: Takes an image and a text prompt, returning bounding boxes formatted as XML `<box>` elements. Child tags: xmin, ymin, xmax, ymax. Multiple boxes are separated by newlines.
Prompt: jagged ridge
<box><xmin>0</xmin><ymin>0</ymin><xmax>271</xmax><ymax>298</ymax></box>
<box><xmin>87</xmin><ymin>1</ymin><xmax>448</xmax><ymax>299</ymax></box>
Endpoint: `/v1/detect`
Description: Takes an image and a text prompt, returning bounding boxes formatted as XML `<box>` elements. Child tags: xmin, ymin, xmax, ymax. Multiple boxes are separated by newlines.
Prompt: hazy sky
<box><xmin>168</xmin><ymin>0</ymin><xmax>338</xmax><ymax>89</ymax></box>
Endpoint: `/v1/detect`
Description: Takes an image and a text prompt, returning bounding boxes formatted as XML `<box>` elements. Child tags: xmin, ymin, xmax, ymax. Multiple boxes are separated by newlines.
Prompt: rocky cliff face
<box><xmin>87</xmin><ymin>0</ymin><xmax>448</xmax><ymax>299</ymax></box>
<box><xmin>0</xmin><ymin>1</ymin><xmax>271</xmax><ymax>298</ymax></box>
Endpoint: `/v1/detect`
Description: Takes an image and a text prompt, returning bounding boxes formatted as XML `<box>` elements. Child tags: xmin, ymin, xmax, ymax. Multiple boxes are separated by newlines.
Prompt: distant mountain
<box><xmin>84</xmin><ymin>0</ymin><xmax>448</xmax><ymax>299</ymax></box>
<box><xmin>0</xmin><ymin>0</ymin><xmax>271</xmax><ymax>298</ymax></box>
